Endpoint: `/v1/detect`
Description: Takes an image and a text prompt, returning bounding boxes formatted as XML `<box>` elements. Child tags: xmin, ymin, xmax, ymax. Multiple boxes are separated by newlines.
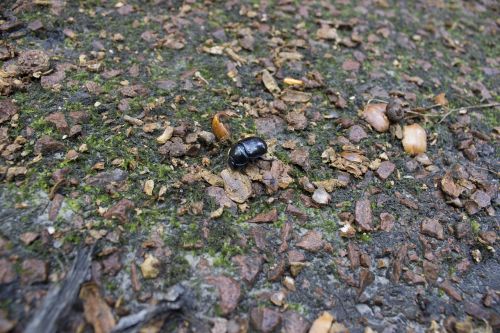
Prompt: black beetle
<box><xmin>228</xmin><ymin>137</ymin><xmax>268</xmax><ymax>169</ymax></box>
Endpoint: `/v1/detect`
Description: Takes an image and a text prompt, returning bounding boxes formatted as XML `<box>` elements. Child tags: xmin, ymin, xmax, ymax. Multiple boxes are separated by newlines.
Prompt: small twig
<box><xmin>411</xmin><ymin>103</ymin><xmax>442</xmax><ymax>112</ymax></box>
<box><xmin>366</xmin><ymin>98</ymin><xmax>389</xmax><ymax>105</ymax></box>
<box><xmin>439</xmin><ymin>102</ymin><xmax>500</xmax><ymax>124</ymax></box>
<box><xmin>468</xmin><ymin>164</ymin><xmax>499</xmax><ymax>176</ymax></box>
<box><xmin>405</xmin><ymin>102</ymin><xmax>499</xmax><ymax>122</ymax></box>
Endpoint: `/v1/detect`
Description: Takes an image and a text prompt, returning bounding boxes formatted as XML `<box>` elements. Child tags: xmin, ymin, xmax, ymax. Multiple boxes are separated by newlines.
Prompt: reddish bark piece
<box><xmin>376</xmin><ymin>161</ymin><xmax>395</xmax><ymax>180</ymax></box>
<box><xmin>20</xmin><ymin>232</ymin><xmax>39</xmax><ymax>245</ymax></box>
<box><xmin>285</xmin><ymin>110</ymin><xmax>308</xmax><ymax>130</ymax></box>
<box><xmin>441</xmin><ymin>172</ymin><xmax>462</xmax><ymax>198</ymax></box>
<box><xmin>261</xmin><ymin>160</ymin><xmax>293</xmax><ymax>193</ymax></box>
<box><xmin>267</xmin><ymin>258</ymin><xmax>286</xmax><ymax>282</ymax></box>
<box><xmin>206</xmin><ymin>275</ymin><xmax>241</xmax><ymax>315</ymax></box>
<box><xmin>286</xmin><ymin>204</ymin><xmax>307</xmax><ymax>223</ymax></box>
<box><xmin>250</xmin><ymin>307</ymin><xmax>282</xmax><ymax>333</ymax></box>
<box><xmin>0</xmin><ymin>99</ymin><xmax>19</xmax><ymax>124</ymax></box>
<box><xmin>35</xmin><ymin>135</ymin><xmax>64</xmax><ymax>154</ymax></box>
<box><xmin>69</xmin><ymin>124</ymin><xmax>82</xmax><ymax>137</ymax></box>
<box><xmin>348</xmin><ymin>125</ymin><xmax>367</xmax><ymax>143</ymax></box>
<box><xmin>101</xmin><ymin>69</ymin><xmax>122</xmax><ymax>79</ymax></box>
<box><xmin>296</xmin><ymin>230</ymin><xmax>324</xmax><ymax>252</ymax></box>
<box><xmin>479</xmin><ymin>231</ymin><xmax>496</xmax><ymax>245</ymax></box>
<box><xmin>388</xmin><ymin>243</ymin><xmax>408</xmax><ymax>283</ymax></box>
<box><xmin>48</xmin><ymin>193</ymin><xmax>64</xmax><ymax>221</ymax></box>
<box><xmin>41</xmin><ymin>69</ymin><xmax>66</xmax><ymax>90</ymax></box>
<box><xmin>232</xmin><ymin>255</ymin><xmax>263</xmax><ymax>285</ymax></box>
<box><xmin>471</xmin><ymin>190</ymin><xmax>491</xmax><ymax>208</ymax></box>
<box><xmin>380</xmin><ymin>212</ymin><xmax>395</xmax><ymax>232</ymax></box>
<box><xmin>360</xmin><ymin>253</ymin><xmax>371</xmax><ymax>268</ymax></box>
<box><xmin>69</xmin><ymin>111</ymin><xmax>89</xmax><ymax>124</ymax></box>
<box><xmin>156</xmin><ymin>80</ymin><xmax>177</xmax><ymax>91</ymax></box>
<box><xmin>21</xmin><ymin>259</ymin><xmax>48</xmax><ymax>284</ymax></box>
<box><xmin>101</xmin><ymin>252</ymin><xmax>122</xmax><ymax>276</ymax></box>
<box><xmin>278</xmin><ymin>221</ymin><xmax>293</xmax><ymax>253</ymax></box>
<box><xmin>355</xmin><ymin>199</ymin><xmax>373</xmax><ymax>231</ymax></box>
<box><xmin>206</xmin><ymin>186</ymin><xmax>237</xmax><ymax>209</ymax></box>
<box><xmin>439</xmin><ymin>280</ymin><xmax>463</xmax><ymax>301</ymax></box>
<box><xmin>342</xmin><ymin>59</ymin><xmax>360</xmax><ymax>71</ymax></box>
<box><xmin>158</xmin><ymin>137</ymin><xmax>187</xmax><ymax>157</ymax></box>
<box><xmin>103</xmin><ymin>199</ymin><xmax>135</xmax><ymax>223</ymax></box>
<box><xmin>282</xmin><ymin>311</ymin><xmax>310</xmax><ymax>333</ymax></box>
<box><xmin>255</xmin><ymin>116</ymin><xmax>285</xmax><ymax>138</ymax></box>
<box><xmin>347</xmin><ymin>242</ymin><xmax>360</xmax><ymax>269</ymax></box>
<box><xmin>423</xmin><ymin>260</ymin><xmax>439</xmax><ymax>282</ymax></box>
<box><xmin>87</xmin><ymin>169</ymin><xmax>128</xmax><ymax>188</ymax></box>
<box><xmin>420</xmin><ymin>218</ymin><xmax>444</xmax><ymax>240</ymax></box>
<box><xmin>403</xmin><ymin>270</ymin><xmax>426</xmax><ymax>285</ymax></box>
<box><xmin>290</xmin><ymin>148</ymin><xmax>311</xmax><ymax>171</ymax></box>
<box><xmin>130</xmin><ymin>263</ymin><xmax>141</xmax><ymax>292</ymax></box>
<box><xmin>251</xmin><ymin>226</ymin><xmax>268</xmax><ymax>251</ymax></box>
<box><xmin>283</xmin><ymin>311</ymin><xmax>311</xmax><ymax>333</ymax></box>
<box><xmin>395</xmin><ymin>192</ymin><xmax>419</xmax><ymax>210</ymax></box>
<box><xmin>287</xmin><ymin>250</ymin><xmax>305</xmax><ymax>263</ymax></box>
<box><xmin>10</xmin><ymin>50</ymin><xmax>50</xmax><ymax>76</ymax></box>
<box><xmin>247</xmin><ymin>209</ymin><xmax>278</xmax><ymax>223</ymax></box>
<box><xmin>119</xmin><ymin>84</ymin><xmax>148</xmax><ymax>97</ymax></box>
<box><xmin>358</xmin><ymin>268</ymin><xmax>375</xmax><ymax>296</ymax></box>
<box><xmin>27</xmin><ymin>19</ymin><xmax>43</xmax><ymax>31</ymax></box>
<box><xmin>0</xmin><ymin>258</ymin><xmax>16</xmax><ymax>284</ymax></box>
<box><xmin>117</xmin><ymin>4</ymin><xmax>134</xmax><ymax>15</ymax></box>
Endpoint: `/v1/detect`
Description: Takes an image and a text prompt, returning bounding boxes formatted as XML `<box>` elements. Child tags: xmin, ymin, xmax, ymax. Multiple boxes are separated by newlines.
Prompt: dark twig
<box><xmin>25</xmin><ymin>247</ymin><xmax>93</xmax><ymax>333</ymax></box>
<box><xmin>111</xmin><ymin>284</ymin><xmax>191</xmax><ymax>333</ymax></box>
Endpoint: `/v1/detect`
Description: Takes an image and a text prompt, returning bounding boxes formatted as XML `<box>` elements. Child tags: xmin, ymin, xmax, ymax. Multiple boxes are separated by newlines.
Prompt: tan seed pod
<box><xmin>402</xmin><ymin>123</ymin><xmax>427</xmax><ymax>155</ymax></box>
<box><xmin>211</xmin><ymin>112</ymin><xmax>231</xmax><ymax>141</ymax></box>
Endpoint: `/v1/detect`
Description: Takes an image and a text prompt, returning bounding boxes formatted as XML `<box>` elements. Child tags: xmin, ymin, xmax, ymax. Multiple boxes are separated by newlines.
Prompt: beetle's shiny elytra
<box><xmin>228</xmin><ymin>137</ymin><xmax>268</xmax><ymax>169</ymax></box>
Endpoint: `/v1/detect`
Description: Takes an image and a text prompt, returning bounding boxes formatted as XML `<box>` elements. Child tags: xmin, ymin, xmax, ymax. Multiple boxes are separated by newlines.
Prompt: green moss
<box><xmin>359</xmin><ymin>233</ymin><xmax>372</xmax><ymax>243</ymax></box>
<box><xmin>470</xmin><ymin>219</ymin><xmax>480</xmax><ymax>235</ymax></box>
<box><xmin>483</xmin><ymin>108</ymin><xmax>499</xmax><ymax>128</ymax></box>
<box><xmin>63</xmin><ymin>231</ymin><xmax>82</xmax><ymax>245</ymax></box>
<box><xmin>164</xmin><ymin>254</ymin><xmax>190</xmax><ymax>286</ymax></box>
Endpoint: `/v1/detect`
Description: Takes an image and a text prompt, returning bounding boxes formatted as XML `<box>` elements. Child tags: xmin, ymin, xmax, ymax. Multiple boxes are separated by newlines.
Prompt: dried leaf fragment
<box><xmin>79</xmin><ymin>283</ymin><xmax>116</xmax><ymax>333</ymax></box>
<box><xmin>247</xmin><ymin>208</ymin><xmax>278</xmax><ymax>223</ymax></box>
<box><xmin>261</xmin><ymin>70</ymin><xmax>281</xmax><ymax>94</ymax></box>
<box><xmin>123</xmin><ymin>115</ymin><xmax>143</xmax><ymax>126</ymax></box>
<box><xmin>434</xmin><ymin>93</ymin><xmax>448</xmax><ymax>106</ymax></box>
<box><xmin>312</xmin><ymin>178</ymin><xmax>347</xmax><ymax>192</ymax></box>
<box><xmin>144</xmin><ymin>179</ymin><xmax>154</xmax><ymax>196</ymax></box>
<box><xmin>156</xmin><ymin>126</ymin><xmax>174</xmax><ymax>144</ymax></box>
<box><xmin>322</xmin><ymin>147</ymin><xmax>369</xmax><ymax>178</ymax></box>
<box><xmin>280</xmin><ymin>89</ymin><xmax>311</xmax><ymax>103</ymax></box>
<box><xmin>309</xmin><ymin>311</ymin><xmax>334</xmax><ymax>333</ymax></box>
<box><xmin>220</xmin><ymin>168</ymin><xmax>252</xmax><ymax>203</ymax></box>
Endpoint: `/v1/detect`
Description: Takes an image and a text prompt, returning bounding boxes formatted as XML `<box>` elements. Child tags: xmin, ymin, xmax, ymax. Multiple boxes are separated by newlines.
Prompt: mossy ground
<box><xmin>0</xmin><ymin>0</ymin><xmax>499</xmax><ymax>332</ymax></box>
